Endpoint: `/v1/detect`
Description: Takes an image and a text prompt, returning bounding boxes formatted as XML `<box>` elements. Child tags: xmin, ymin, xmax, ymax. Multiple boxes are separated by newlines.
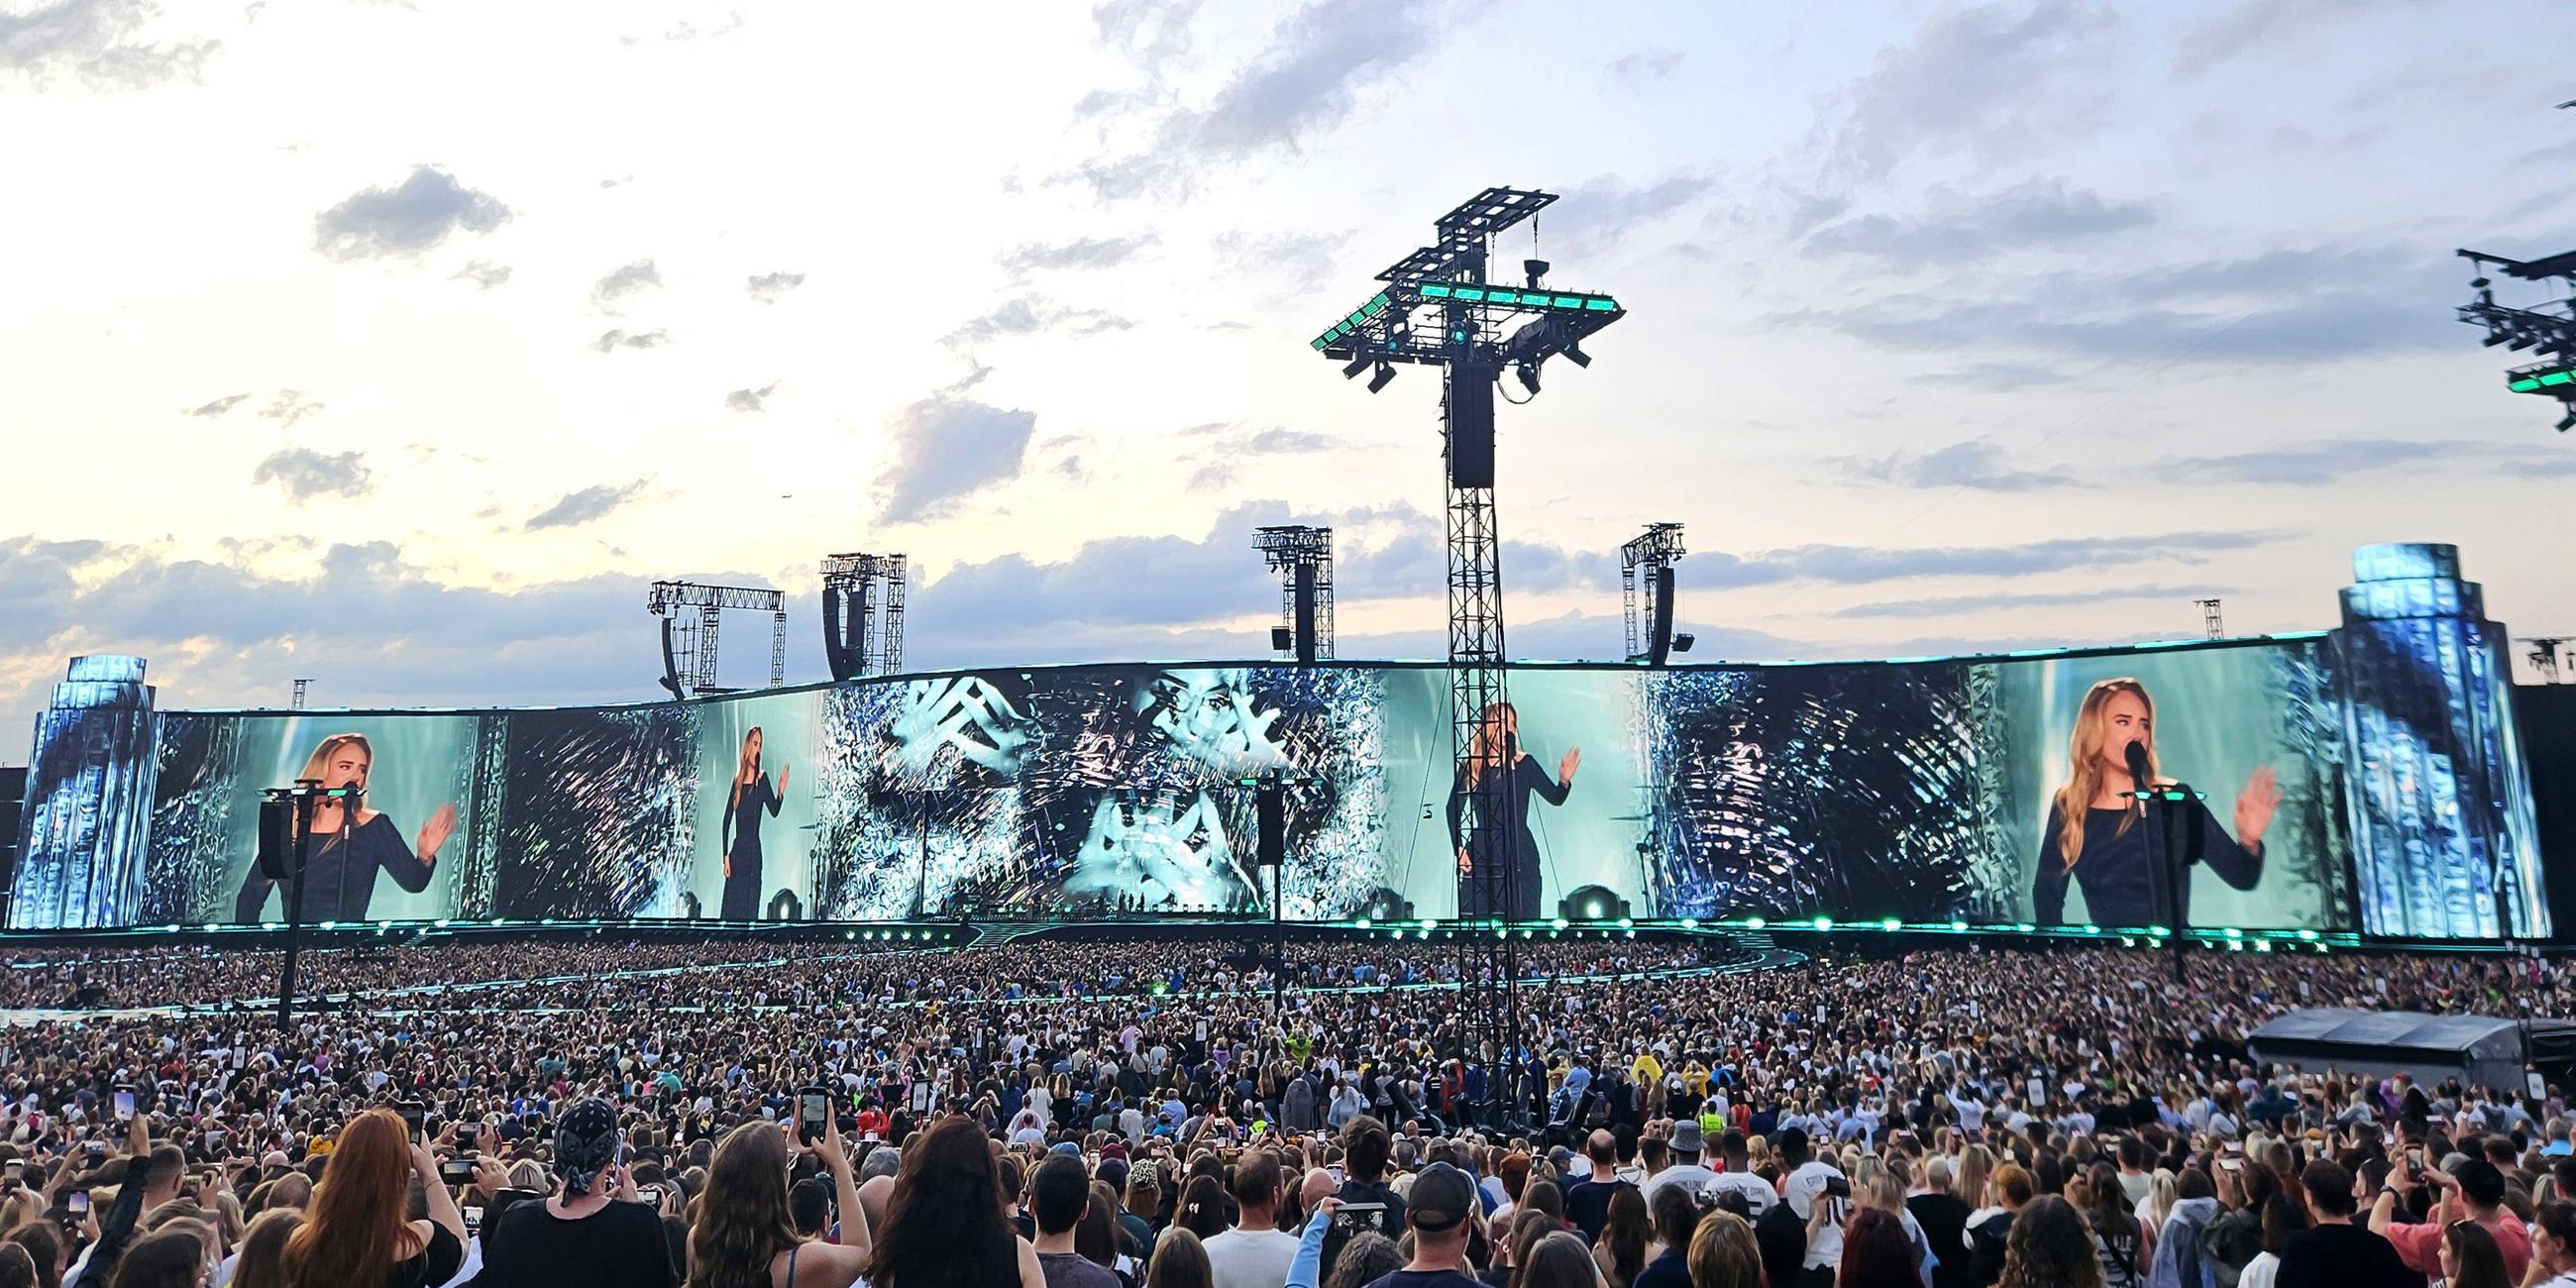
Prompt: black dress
<box><xmin>2033</xmin><ymin>800</ymin><xmax>2263</xmax><ymax>927</ymax></box>
<box><xmin>1446</xmin><ymin>754</ymin><xmax>1570</xmax><ymax>921</ymax></box>
<box><xmin>720</xmin><ymin>773</ymin><xmax>780</xmax><ymax>920</ymax></box>
<box><xmin>232</xmin><ymin>813</ymin><xmax>436</xmax><ymax>924</ymax></box>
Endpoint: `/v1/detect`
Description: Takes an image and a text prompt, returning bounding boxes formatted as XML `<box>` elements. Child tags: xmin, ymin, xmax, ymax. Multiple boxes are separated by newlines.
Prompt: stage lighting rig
<box><xmin>2456</xmin><ymin>247</ymin><xmax>2576</xmax><ymax>432</ymax></box>
<box><xmin>1311</xmin><ymin>185</ymin><xmax>1628</xmax><ymax>1099</ymax></box>
<box><xmin>1253</xmin><ymin>525</ymin><xmax>1336</xmax><ymax>664</ymax></box>
<box><xmin>820</xmin><ymin>553</ymin><xmax>908</xmax><ymax>681</ymax></box>
<box><xmin>1621</xmin><ymin>523</ymin><xmax>1686</xmax><ymax>665</ymax></box>
<box><xmin>648</xmin><ymin>581</ymin><xmax>787</xmax><ymax>698</ymax></box>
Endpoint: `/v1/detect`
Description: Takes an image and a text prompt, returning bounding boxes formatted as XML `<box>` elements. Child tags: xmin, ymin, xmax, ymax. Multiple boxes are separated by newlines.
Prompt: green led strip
<box><xmin>1315</xmin><ymin>285</ymin><xmax>1620</xmax><ymax>352</ymax></box>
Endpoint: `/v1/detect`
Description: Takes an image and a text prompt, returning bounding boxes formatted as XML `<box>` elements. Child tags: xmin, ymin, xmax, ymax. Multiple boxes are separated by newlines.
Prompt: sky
<box><xmin>1</xmin><ymin>0</ymin><xmax>2571</xmax><ymax>738</ymax></box>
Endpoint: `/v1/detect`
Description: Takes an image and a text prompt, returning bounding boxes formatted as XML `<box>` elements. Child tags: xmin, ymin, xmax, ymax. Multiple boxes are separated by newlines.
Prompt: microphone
<box><xmin>2123</xmin><ymin>741</ymin><xmax>2153</xmax><ymax>800</ymax></box>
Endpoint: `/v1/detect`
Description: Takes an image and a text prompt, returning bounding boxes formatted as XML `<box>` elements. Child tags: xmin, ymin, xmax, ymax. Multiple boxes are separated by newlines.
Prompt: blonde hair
<box><xmin>2052</xmin><ymin>679</ymin><xmax>2159</xmax><ymax>870</ymax></box>
<box><xmin>1459</xmin><ymin>702</ymin><xmax>1515</xmax><ymax>787</ymax></box>
<box><xmin>730</xmin><ymin>727</ymin><xmax>763</xmax><ymax>810</ymax></box>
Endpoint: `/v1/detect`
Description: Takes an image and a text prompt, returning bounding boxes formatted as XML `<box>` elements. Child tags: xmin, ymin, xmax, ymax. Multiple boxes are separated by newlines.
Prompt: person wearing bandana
<box><xmin>473</xmin><ymin>1097</ymin><xmax>678</xmax><ymax>1287</ymax></box>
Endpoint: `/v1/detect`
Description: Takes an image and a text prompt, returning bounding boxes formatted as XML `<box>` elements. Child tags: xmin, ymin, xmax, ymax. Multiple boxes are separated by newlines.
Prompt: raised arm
<box><xmin>2193</xmin><ymin>784</ymin><xmax>2269</xmax><ymax>893</ymax></box>
<box><xmin>365</xmin><ymin>816</ymin><xmax>439</xmax><ymax>895</ymax></box>
<box><xmin>1521</xmin><ymin>753</ymin><xmax>1571</xmax><ymax>808</ymax></box>
<box><xmin>2033</xmin><ymin>804</ymin><xmax>2071</xmax><ymax>925</ymax></box>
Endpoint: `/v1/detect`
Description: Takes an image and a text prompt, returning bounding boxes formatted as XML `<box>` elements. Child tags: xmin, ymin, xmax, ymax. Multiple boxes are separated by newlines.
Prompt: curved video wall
<box><xmin>12</xmin><ymin>639</ymin><xmax>2418</xmax><ymax>933</ymax></box>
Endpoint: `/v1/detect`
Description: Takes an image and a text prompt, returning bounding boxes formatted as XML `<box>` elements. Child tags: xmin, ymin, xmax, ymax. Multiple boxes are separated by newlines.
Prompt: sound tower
<box><xmin>1649</xmin><ymin>565</ymin><xmax>1676</xmax><ymax>666</ymax></box>
<box><xmin>1447</xmin><ymin>356</ymin><xmax>1497</xmax><ymax>488</ymax></box>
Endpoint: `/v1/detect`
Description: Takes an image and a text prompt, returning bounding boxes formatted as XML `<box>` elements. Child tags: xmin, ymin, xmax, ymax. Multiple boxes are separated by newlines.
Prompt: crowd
<box><xmin>0</xmin><ymin>931</ymin><xmax>2563</xmax><ymax>1288</ymax></box>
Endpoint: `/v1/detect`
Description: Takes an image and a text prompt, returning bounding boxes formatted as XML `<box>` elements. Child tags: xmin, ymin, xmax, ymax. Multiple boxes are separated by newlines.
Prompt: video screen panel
<box><xmin>12</xmin><ymin>641</ymin><xmax>2373</xmax><ymax>931</ymax></box>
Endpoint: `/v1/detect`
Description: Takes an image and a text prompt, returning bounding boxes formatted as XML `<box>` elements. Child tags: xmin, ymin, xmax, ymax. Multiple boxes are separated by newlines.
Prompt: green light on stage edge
<box><xmin>1812</xmin><ymin>916</ymin><xmax>1833</xmax><ymax>930</ymax></box>
<box><xmin>2545</xmin><ymin>372</ymin><xmax>2576</xmax><ymax>385</ymax></box>
<box><xmin>1553</xmin><ymin>294</ymin><xmax>1583</xmax><ymax>308</ymax></box>
<box><xmin>2223</xmin><ymin>926</ymin><xmax>2244</xmax><ymax>938</ymax></box>
<box><xmin>1745</xmin><ymin>916</ymin><xmax>1767</xmax><ymax>929</ymax></box>
<box><xmin>2512</xmin><ymin>378</ymin><xmax>2543</xmax><ymax>391</ymax></box>
<box><xmin>2297</xmin><ymin>928</ymin><xmax>2318</xmax><ymax>940</ymax></box>
<box><xmin>1584</xmin><ymin>298</ymin><xmax>1618</xmax><ymax>311</ymax></box>
<box><xmin>1421</xmin><ymin>282</ymin><xmax>1453</xmax><ymax>298</ymax></box>
<box><xmin>1486</xmin><ymin>289</ymin><xmax>1520</xmax><ymax>304</ymax></box>
<box><xmin>2082</xmin><ymin>923</ymin><xmax>2099</xmax><ymax>934</ymax></box>
<box><xmin>1949</xmin><ymin>920</ymin><xmax>1969</xmax><ymax>932</ymax></box>
<box><xmin>1454</xmin><ymin>286</ymin><xmax>1486</xmax><ymax>301</ymax></box>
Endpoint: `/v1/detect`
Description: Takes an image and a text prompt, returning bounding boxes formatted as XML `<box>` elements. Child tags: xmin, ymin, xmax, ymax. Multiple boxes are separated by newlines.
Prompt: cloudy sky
<box><xmin>2</xmin><ymin>0</ymin><xmax>2570</xmax><ymax>734</ymax></box>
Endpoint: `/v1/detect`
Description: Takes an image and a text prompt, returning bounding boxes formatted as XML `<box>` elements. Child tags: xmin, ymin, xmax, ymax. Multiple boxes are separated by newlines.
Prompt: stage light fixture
<box><xmin>1671</xmin><ymin>633</ymin><xmax>1695</xmax><ymax>653</ymax></box>
<box><xmin>2557</xmin><ymin>408</ymin><xmax>2575</xmax><ymax>432</ymax></box>
<box><xmin>1561</xmin><ymin>339</ymin><xmax>1591</xmax><ymax>369</ymax></box>
<box><xmin>1515</xmin><ymin>362</ymin><xmax>1541</xmax><ymax>394</ymax></box>
<box><xmin>1366</xmin><ymin>362</ymin><xmax>1396</xmax><ymax>393</ymax></box>
<box><xmin>1342</xmin><ymin>354</ymin><xmax>1373</xmax><ymax>379</ymax></box>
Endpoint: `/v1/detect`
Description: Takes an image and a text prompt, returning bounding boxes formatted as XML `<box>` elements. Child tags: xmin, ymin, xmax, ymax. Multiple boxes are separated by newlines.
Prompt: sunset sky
<box><xmin>2</xmin><ymin>0</ymin><xmax>2570</xmax><ymax>734</ymax></box>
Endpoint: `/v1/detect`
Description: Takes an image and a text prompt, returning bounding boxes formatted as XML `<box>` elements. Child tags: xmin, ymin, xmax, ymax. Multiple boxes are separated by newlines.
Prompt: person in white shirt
<box><xmin>1202</xmin><ymin>1152</ymin><xmax>1299</xmax><ymax>1288</ymax></box>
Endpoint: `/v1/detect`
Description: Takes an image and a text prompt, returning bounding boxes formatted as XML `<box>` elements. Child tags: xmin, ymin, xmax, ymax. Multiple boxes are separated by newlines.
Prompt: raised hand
<box><xmin>777</xmin><ymin>764</ymin><xmax>791</xmax><ymax>794</ymax></box>
<box><xmin>1557</xmin><ymin>747</ymin><xmax>1582</xmax><ymax>789</ymax></box>
<box><xmin>417</xmin><ymin>803</ymin><xmax>460</xmax><ymax>863</ymax></box>
<box><xmin>1456</xmin><ymin>848</ymin><xmax>1472</xmax><ymax>875</ymax></box>
<box><xmin>2234</xmin><ymin>767</ymin><xmax>2281</xmax><ymax>849</ymax></box>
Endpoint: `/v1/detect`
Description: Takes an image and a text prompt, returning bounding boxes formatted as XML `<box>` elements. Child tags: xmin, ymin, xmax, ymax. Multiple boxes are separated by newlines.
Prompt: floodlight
<box><xmin>1515</xmin><ymin>362</ymin><xmax>1540</xmax><ymax>394</ymax></box>
<box><xmin>1366</xmin><ymin>362</ymin><xmax>1395</xmax><ymax>393</ymax></box>
<box><xmin>1342</xmin><ymin>354</ymin><xmax>1373</xmax><ymax>379</ymax></box>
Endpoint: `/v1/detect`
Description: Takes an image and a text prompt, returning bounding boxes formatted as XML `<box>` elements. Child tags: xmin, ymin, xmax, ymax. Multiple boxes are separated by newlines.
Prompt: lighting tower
<box><xmin>1313</xmin><ymin>186</ymin><xmax>1626</xmax><ymax>1101</ymax></box>
<box><xmin>647</xmin><ymin>581</ymin><xmax>787</xmax><ymax>698</ymax></box>
<box><xmin>2456</xmin><ymin>248</ymin><xmax>2576</xmax><ymax>431</ymax></box>
<box><xmin>1253</xmin><ymin>526</ymin><xmax>1336</xmax><ymax>663</ymax></box>
<box><xmin>290</xmin><ymin>679</ymin><xmax>310</xmax><ymax>710</ymax></box>
<box><xmin>2197</xmin><ymin>598</ymin><xmax>2225</xmax><ymax>641</ymax></box>
<box><xmin>2530</xmin><ymin>637</ymin><xmax>2568</xmax><ymax>684</ymax></box>
<box><xmin>820</xmin><ymin>553</ymin><xmax>908</xmax><ymax>681</ymax></box>
<box><xmin>1622</xmin><ymin>523</ymin><xmax>1687</xmax><ymax>664</ymax></box>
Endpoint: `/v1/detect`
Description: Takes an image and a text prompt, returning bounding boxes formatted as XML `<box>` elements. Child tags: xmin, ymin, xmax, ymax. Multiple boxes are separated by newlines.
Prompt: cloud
<box><xmin>1830</xmin><ymin>584</ymin><xmax>2230</xmax><ymax>619</ymax></box>
<box><xmin>1238</xmin><ymin>427</ymin><xmax>1333</xmax><ymax>454</ymax></box>
<box><xmin>1185</xmin><ymin>462</ymin><xmax>1234</xmax><ymax>492</ymax></box>
<box><xmin>2157</xmin><ymin>438</ymin><xmax>2576</xmax><ymax>485</ymax></box>
<box><xmin>590</xmin><ymin>259</ymin><xmax>661</xmax><ymax>313</ymax></box>
<box><xmin>725</xmin><ymin>381</ymin><xmax>780</xmax><ymax>413</ymax></box>
<box><xmin>1698</xmin><ymin>530</ymin><xmax>2281</xmax><ymax>589</ymax></box>
<box><xmin>1816</xmin><ymin>0</ymin><xmax>2114</xmax><ymax>184</ymax></box>
<box><xmin>874</xmin><ymin>393</ymin><xmax>1038</xmax><ymax>523</ymax></box>
<box><xmin>2174</xmin><ymin>0</ymin><xmax>2428</xmax><ymax>76</ymax></box>
<box><xmin>311</xmin><ymin>165</ymin><xmax>511</xmax><ymax>263</ymax></box>
<box><xmin>184</xmin><ymin>393</ymin><xmax>250</xmax><ymax>418</ymax></box>
<box><xmin>449</xmin><ymin>260</ymin><xmax>511</xmax><ymax>289</ymax></box>
<box><xmin>942</xmin><ymin>296</ymin><xmax>1134</xmax><ymax>349</ymax></box>
<box><xmin>1803</xmin><ymin>179</ymin><xmax>2155</xmax><ymax>269</ymax></box>
<box><xmin>1212</xmin><ymin>229</ymin><xmax>1352</xmax><ymax>292</ymax></box>
<box><xmin>258</xmin><ymin>389</ymin><xmax>324</xmax><ymax>427</ymax></box>
<box><xmin>1092</xmin><ymin>0</ymin><xmax>1199</xmax><ymax>60</ymax></box>
<box><xmin>0</xmin><ymin>0</ymin><xmax>220</xmax><ymax>89</ymax></box>
<box><xmin>997</xmin><ymin>234</ymin><xmax>1159</xmax><ymax>273</ymax></box>
<box><xmin>746</xmin><ymin>270</ymin><xmax>805</xmax><ymax>303</ymax></box>
<box><xmin>590</xmin><ymin>329</ymin><xmax>669</xmax><ymax>354</ymax></box>
<box><xmin>1071</xmin><ymin>0</ymin><xmax>1442</xmax><ymax>197</ymax></box>
<box><xmin>250</xmin><ymin>447</ymin><xmax>372</xmax><ymax>503</ymax></box>
<box><xmin>524</xmin><ymin>479</ymin><xmax>649</xmax><ymax>531</ymax></box>
<box><xmin>1833</xmin><ymin>439</ymin><xmax>2086</xmax><ymax>491</ymax></box>
<box><xmin>1606</xmin><ymin>49</ymin><xmax>1684</xmax><ymax>85</ymax></box>
<box><xmin>1539</xmin><ymin>172</ymin><xmax>1719</xmax><ymax>258</ymax></box>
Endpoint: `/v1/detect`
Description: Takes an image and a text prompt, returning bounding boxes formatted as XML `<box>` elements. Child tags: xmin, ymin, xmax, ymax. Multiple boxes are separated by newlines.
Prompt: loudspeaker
<box><xmin>1292</xmin><ymin>563</ymin><xmax>1318</xmax><ymax>665</ymax></box>
<box><xmin>821</xmin><ymin>583</ymin><xmax>855</xmax><ymax>683</ymax></box>
<box><xmin>1447</xmin><ymin>361</ymin><xmax>1496</xmax><ymax>489</ymax></box>
<box><xmin>257</xmin><ymin>797</ymin><xmax>293</xmax><ymax>880</ymax></box>
<box><xmin>1648</xmin><ymin>565</ymin><xmax>1676</xmax><ymax>666</ymax></box>
<box><xmin>1256</xmin><ymin>779</ymin><xmax>1286</xmax><ymax>867</ymax></box>
<box><xmin>657</xmin><ymin>617</ymin><xmax>687</xmax><ymax>699</ymax></box>
<box><xmin>1270</xmin><ymin>626</ymin><xmax>1294</xmax><ymax>653</ymax></box>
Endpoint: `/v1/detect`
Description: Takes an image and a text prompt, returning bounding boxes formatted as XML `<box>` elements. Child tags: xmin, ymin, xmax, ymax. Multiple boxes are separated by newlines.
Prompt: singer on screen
<box><xmin>2032</xmin><ymin>677</ymin><xmax>2279</xmax><ymax>927</ymax></box>
<box><xmin>1448</xmin><ymin>701</ymin><xmax>1577</xmax><ymax>921</ymax></box>
<box><xmin>232</xmin><ymin>732</ymin><xmax>456</xmax><ymax>923</ymax></box>
<box><xmin>718</xmin><ymin>726</ymin><xmax>789</xmax><ymax>920</ymax></box>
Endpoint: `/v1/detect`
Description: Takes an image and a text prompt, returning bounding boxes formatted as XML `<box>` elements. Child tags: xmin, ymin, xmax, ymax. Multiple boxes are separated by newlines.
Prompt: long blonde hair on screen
<box><xmin>1459</xmin><ymin>701</ymin><xmax>1516</xmax><ymax>788</ymax></box>
<box><xmin>2053</xmin><ymin>679</ymin><xmax>2159</xmax><ymax>870</ymax></box>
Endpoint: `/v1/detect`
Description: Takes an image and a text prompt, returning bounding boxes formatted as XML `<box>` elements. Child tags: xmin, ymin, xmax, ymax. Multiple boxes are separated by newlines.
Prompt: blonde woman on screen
<box><xmin>232</xmin><ymin>732</ymin><xmax>457</xmax><ymax>923</ymax></box>
<box><xmin>2032</xmin><ymin>678</ymin><xmax>2278</xmax><ymax>927</ymax></box>
<box><xmin>1445</xmin><ymin>701</ymin><xmax>1578</xmax><ymax>921</ymax></box>
<box><xmin>719</xmin><ymin>726</ymin><xmax>789</xmax><ymax>920</ymax></box>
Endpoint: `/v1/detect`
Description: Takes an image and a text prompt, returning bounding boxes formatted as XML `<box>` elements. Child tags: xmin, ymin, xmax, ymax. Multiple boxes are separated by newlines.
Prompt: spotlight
<box><xmin>2484</xmin><ymin>333</ymin><xmax>2510</xmax><ymax>348</ymax></box>
<box><xmin>1671</xmin><ymin>633</ymin><xmax>1695</xmax><ymax>653</ymax></box>
<box><xmin>1516</xmin><ymin>362</ymin><xmax>1541</xmax><ymax>394</ymax></box>
<box><xmin>1342</xmin><ymin>354</ymin><xmax>1373</xmax><ymax>379</ymax></box>
<box><xmin>1561</xmin><ymin>339</ymin><xmax>1591</xmax><ymax>369</ymax></box>
<box><xmin>1366</xmin><ymin>362</ymin><xmax>1396</xmax><ymax>393</ymax></box>
<box><xmin>2509</xmin><ymin>335</ymin><xmax>2537</xmax><ymax>351</ymax></box>
<box><xmin>2556</xmin><ymin>408</ymin><xmax>2575</xmax><ymax>433</ymax></box>
<box><xmin>1523</xmin><ymin>258</ymin><xmax>1551</xmax><ymax>288</ymax></box>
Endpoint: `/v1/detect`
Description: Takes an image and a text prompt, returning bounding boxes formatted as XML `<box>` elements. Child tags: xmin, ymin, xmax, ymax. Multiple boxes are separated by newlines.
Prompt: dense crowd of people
<box><xmin>0</xmin><ymin>930</ymin><xmax>2564</xmax><ymax>1288</ymax></box>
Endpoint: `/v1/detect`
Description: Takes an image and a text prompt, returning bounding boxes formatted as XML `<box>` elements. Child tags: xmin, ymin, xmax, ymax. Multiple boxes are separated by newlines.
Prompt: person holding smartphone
<box><xmin>472</xmin><ymin>1097</ymin><xmax>674</xmax><ymax>1288</ymax></box>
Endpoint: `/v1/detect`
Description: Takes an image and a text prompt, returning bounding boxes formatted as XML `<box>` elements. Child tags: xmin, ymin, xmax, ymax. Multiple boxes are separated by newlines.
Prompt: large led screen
<box><xmin>12</xmin><ymin>641</ymin><xmax>2376</xmax><ymax>931</ymax></box>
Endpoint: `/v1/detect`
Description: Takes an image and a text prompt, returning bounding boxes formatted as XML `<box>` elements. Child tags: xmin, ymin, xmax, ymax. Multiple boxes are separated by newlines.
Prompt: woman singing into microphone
<box><xmin>1447</xmin><ymin>701</ymin><xmax>1578</xmax><ymax>921</ymax></box>
<box><xmin>718</xmin><ymin>726</ymin><xmax>789</xmax><ymax>920</ymax></box>
<box><xmin>2032</xmin><ymin>678</ymin><xmax>2280</xmax><ymax>927</ymax></box>
<box><xmin>232</xmin><ymin>732</ymin><xmax>456</xmax><ymax>923</ymax></box>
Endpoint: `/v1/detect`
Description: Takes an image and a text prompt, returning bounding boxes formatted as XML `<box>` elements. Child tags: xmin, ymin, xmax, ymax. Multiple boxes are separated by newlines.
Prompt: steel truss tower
<box><xmin>1254</xmin><ymin>526</ymin><xmax>1336</xmax><ymax>663</ymax></box>
<box><xmin>647</xmin><ymin>581</ymin><xmax>787</xmax><ymax>698</ymax></box>
<box><xmin>821</xmin><ymin>553</ymin><xmax>908</xmax><ymax>680</ymax></box>
<box><xmin>1313</xmin><ymin>186</ymin><xmax>1626</xmax><ymax>1111</ymax></box>
<box><xmin>2456</xmin><ymin>247</ymin><xmax>2576</xmax><ymax>431</ymax></box>
<box><xmin>1621</xmin><ymin>523</ymin><xmax>1686</xmax><ymax>664</ymax></box>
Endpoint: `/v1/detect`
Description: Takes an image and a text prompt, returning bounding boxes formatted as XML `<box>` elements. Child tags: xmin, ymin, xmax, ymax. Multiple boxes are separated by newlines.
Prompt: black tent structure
<box><xmin>2248</xmin><ymin>1008</ymin><xmax>2576</xmax><ymax>1093</ymax></box>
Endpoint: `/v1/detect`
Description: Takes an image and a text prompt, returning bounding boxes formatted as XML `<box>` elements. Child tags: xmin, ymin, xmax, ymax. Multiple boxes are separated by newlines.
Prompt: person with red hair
<box><xmin>276</xmin><ymin>1108</ymin><xmax>465</xmax><ymax>1288</ymax></box>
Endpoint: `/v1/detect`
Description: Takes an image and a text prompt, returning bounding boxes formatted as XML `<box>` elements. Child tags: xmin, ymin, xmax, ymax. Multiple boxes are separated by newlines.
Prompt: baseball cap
<box><xmin>1407</xmin><ymin>1162</ymin><xmax>1476</xmax><ymax>1233</ymax></box>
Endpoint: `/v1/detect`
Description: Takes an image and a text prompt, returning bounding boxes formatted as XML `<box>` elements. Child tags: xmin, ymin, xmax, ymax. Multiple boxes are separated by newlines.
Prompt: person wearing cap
<box><xmin>472</xmin><ymin>1097</ymin><xmax>676</xmax><ymax>1288</ymax></box>
<box><xmin>1639</xmin><ymin>1121</ymin><xmax>1717</xmax><ymax>1208</ymax></box>
<box><xmin>2370</xmin><ymin>1155</ymin><xmax>2530</xmax><ymax>1281</ymax></box>
<box><xmin>1359</xmin><ymin>1162</ymin><xmax>1481</xmax><ymax>1288</ymax></box>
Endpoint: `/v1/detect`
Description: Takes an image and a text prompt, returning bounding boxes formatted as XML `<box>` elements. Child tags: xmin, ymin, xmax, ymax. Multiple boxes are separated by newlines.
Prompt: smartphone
<box><xmin>2407</xmin><ymin>1147</ymin><xmax>2423</xmax><ymax>1170</ymax></box>
<box><xmin>439</xmin><ymin>1158</ymin><xmax>477</xmax><ymax>1186</ymax></box>
<box><xmin>636</xmin><ymin>1184</ymin><xmax>664</xmax><ymax>1209</ymax></box>
<box><xmin>67</xmin><ymin>1191</ymin><xmax>88</xmax><ymax>1216</ymax></box>
<box><xmin>397</xmin><ymin>1102</ymin><xmax>426</xmax><ymax>1144</ymax></box>
<box><xmin>83</xmin><ymin>1142</ymin><xmax>106</xmax><ymax>1160</ymax></box>
<box><xmin>458</xmin><ymin>1124</ymin><xmax>479</xmax><ymax>1147</ymax></box>
<box><xmin>1334</xmin><ymin>1201</ymin><xmax>1386</xmax><ymax>1229</ymax></box>
<box><xmin>462</xmin><ymin>1205</ymin><xmax>483</xmax><ymax>1234</ymax></box>
<box><xmin>2218</xmin><ymin>1158</ymin><xmax>2243</xmax><ymax>1173</ymax></box>
<box><xmin>799</xmin><ymin>1088</ymin><xmax>830</xmax><ymax>1145</ymax></box>
<box><xmin>112</xmin><ymin>1087</ymin><xmax>136</xmax><ymax>1122</ymax></box>
<box><xmin>3</xmin><ymin>1161</ymin><xmax>22</xmax><ymax>1188</ymax></box>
